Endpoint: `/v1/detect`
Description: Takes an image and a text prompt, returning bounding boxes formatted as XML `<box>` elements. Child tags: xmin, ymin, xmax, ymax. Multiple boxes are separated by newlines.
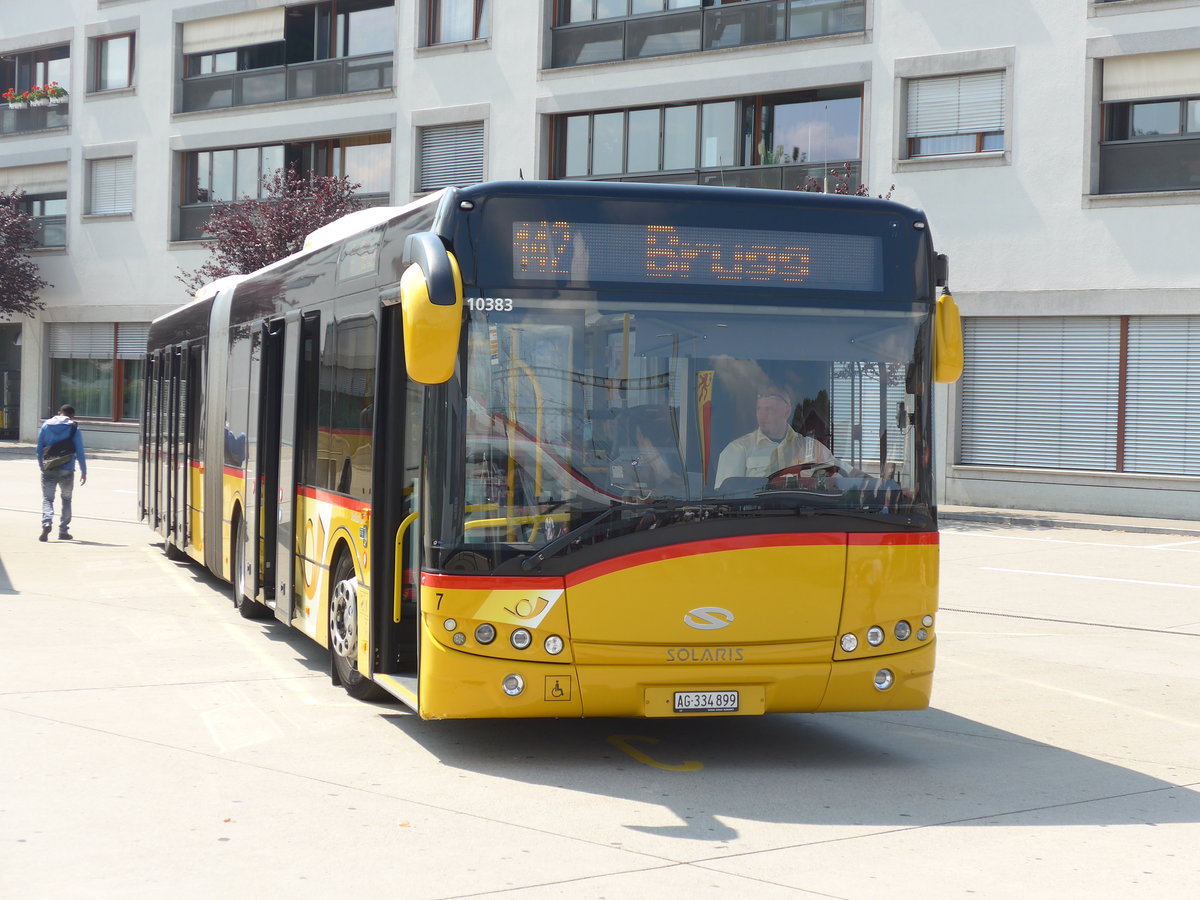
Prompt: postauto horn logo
<box><xmin>684</xmin><ymin>606</ymin><xmax>735</xmax><ymax>630</ymax></box>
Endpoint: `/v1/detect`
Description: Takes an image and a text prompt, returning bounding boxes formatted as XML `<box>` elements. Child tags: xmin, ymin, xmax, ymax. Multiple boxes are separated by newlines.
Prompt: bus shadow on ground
<box><xmin>161</xmin><ymin>548</ymin><xmax>333</xmax><ymax>679</ymax></box>
<box><xmin>378</xmin><ymin>710</ymin><xmax>1200</xmax><ymax>840</ymax></box>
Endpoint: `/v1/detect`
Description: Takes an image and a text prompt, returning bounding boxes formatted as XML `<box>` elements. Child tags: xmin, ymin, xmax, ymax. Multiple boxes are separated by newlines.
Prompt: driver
<box><xmin>714</xmin><ymin>388</ymin><xmax>836</xmax><ymax>488</ymax></box>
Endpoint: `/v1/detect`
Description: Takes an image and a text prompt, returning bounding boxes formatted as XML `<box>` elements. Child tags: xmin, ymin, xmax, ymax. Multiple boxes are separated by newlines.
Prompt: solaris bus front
<box><xmin>395</xmin><ymin>181</ymin><xmax>961</xmax><ymax>719</ymax></box>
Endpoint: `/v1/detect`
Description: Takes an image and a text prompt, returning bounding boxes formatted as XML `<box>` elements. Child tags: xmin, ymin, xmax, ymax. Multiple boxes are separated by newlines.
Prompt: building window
<box><xmin>1099</xmin><ymin>50</ymin><xmax>1200</xmax><ymax>194</ymax></box>
<box><xmin>184</xmin><ymin>1</ymin><xmax>394</xmax><ymax>73</ymax></box>
<box><xmin>88</xmin><ymin>157</ymin><xmax>134</xmax><ymax>215</ymax></box>
<box><xmin>0</xmin><ymin>43</ymin><xmax>71</xmax><ymax>134</ymax></box>
<box><xmin>905</xmin><ymin>71</ymin><xmax>1005</xmax><ymax>158</ymax></box>
<box><xmin>428</xmin><ymin>0</ymin><xmax>491</xmax><ymax>45</ymax></box>
<box><xmin>179</xmin><ymin>135</ymin><xmax>391</xmax><ymax>239</ymax></box>
<box><xmin>551</xmin><ymin>0</ymin><xmax>865</xmax><ymax>68</ymax></box>
<box><xmin>93</xmin><ymin>33</ymin><xmax>135</xmax><ymax>92</ymax></box>
<box><xmin>22</xmin><ymin>193</ymin><xmax>67</xmax><ymax>248</ymax></box>
<box><xmin>0</xmin><ymin>44</ymin><xmax>70</xmax><ymax>99</ymax></box>
<box><xmin>180</xmin><ymin>1</ymin><xmax>394</xmax><ymax>112</ymax></box>
<box><xmin>47</xmin><ymin>323</ymin><xmax>149</xmax><ymax>422</ymax></box>
<box><xmin>183</xmin><ymin>135</ymin><xmax>390</xmax><ymax>203</ymax></box>
<box><xmin>417</xmin><ymin>122</ymin><xmax>485</xmax><ymax>191</ymax></box>
<box><xmin>958</xmin><ymin>315</ymin><xmax>1200</xmax><ymax>476</ymax></box>
<box><xmin>552</xmin><ymin>85</ymin><xmax>862</xmax><ymax>189</ymax></box>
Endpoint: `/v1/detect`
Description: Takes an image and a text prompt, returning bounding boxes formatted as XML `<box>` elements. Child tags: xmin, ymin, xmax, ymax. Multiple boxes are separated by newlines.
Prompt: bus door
<box><xmin>183</xmin><ymin>343</ymin><xmax>204</xmax><ymax>548</ymax></box>
<box><xmin>370</xmin><ymin>304</ymin><xmax>422</xmax><ymax>682</ymax></box>
<box><xmin>174</xmin><ymin>345</ymin><xmax>191</xmax><ymax>549</ymax></box>
<box><xmin>138</xmin><ymin>352</ymin><xmax>153</xmax><ymax>523</ymax></box>
<box><xmin>143</xmin><ymin>350</ymin><xmax>160</xmax><ymax>528</ymax></box>
<box><xmin>165</xmin><ymin>346</ymin><xmax>183</xmax><ymax>549</ymax></box>
<box><xmin>252</xmin><ymin>320</ymin><xmax>285</xmax><ymax>606</ymax></box>
<box><xmin>272</xmin><ymin>311</ymin><xmax>303</xmax><ymax>624</ymax></box>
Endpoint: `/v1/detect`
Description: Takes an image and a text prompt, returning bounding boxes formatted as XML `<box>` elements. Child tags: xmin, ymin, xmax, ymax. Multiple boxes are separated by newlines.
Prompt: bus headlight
<box><xmin>840</xmin><ymin>633</ymin><xmax>858</xmax><ymax>652</ymax></box>
<box><xmin>922</xmin><ymin>615</ymin><xmax>934</xmax><ymax>627</ymax></box>
<box><xmin>474</xmin><ymin>623</ymin><xmax>496</xmax><ymax>644</ymax></box>
<box><xmin>510</xmin><ymin>628</ymin><xmax>532</xmax><ymax>650</ymax></box>
<box><xmin>874</xmin><ymin>668</ymin><xmax>895</xmax><ymax>691</ymax></box>
<box><xmin>544</xmin><ymin>635</ymin><xmax>564</xmax><ymax>655</ymax></box>
<box><xmin>502</xmin><ymin>674</ymin><xmax>525</xmax><ymax>696</ymax></box>
<box><xmin>894</xmin><ymin>620</ymin><xmax>912</xmax><ymax>641</ymax></box>
<box><xmin>866</xmin><ymin>626</ymin><xmax>885</xmax><ymax>647</ymax></box>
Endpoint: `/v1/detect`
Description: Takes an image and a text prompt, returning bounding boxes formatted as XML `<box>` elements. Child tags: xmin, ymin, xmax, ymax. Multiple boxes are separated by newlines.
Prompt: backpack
<box><xmin>43</xmin><ymin>424</ymin><xmax>77</xmax><ymax>470</ymax></box>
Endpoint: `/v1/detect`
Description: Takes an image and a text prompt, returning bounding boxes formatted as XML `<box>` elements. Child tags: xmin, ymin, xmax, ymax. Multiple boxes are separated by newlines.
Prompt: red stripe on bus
<box><xmin>847</xmin><ymin>532</ymin><xmax>938</xmax><ymax>546</ymax></box>
<box><xmin>421</xmin><ymin>531</ymin><xmax>935</xmax><ymax>592</ymax></box>
<box><xmin>223</xmin><ymin>466</ymin><xmax>244</xmax><ymax>479</ymax></box>
<box><xmin>563</xmin><ymin>533</ymin><xmax>844</xmax><ymax>587</ymax></box>
<box><xmin>422</xmin><ymin>573</ymin><xmax>565</xmax><ymax>591</ymax></box>
<box><xmin>189</xmin><ymin>459</ymin><xmax>204</xmax><ymax>471</ymax></box>
<box><xmin>296</xmin><ymin>485</ymin><xmax>373</xmax><ymax>512</ymax></box>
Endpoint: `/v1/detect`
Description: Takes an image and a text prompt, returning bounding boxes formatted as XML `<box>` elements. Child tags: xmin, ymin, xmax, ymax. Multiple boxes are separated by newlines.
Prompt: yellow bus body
<box><xmin>417</xmin><ymin>534</ymin><xmax>937</xmax><ymax>719</ymax></box>
<box><xmin>293</xmin><ymin>486</ymin><xmax>373</xmax><ymax>655</ymax></box>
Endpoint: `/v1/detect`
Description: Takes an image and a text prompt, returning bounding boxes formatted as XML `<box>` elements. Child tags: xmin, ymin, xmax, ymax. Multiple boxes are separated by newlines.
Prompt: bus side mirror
<box><xmin>934</xmin><ymin>292</ymin><xmax>963</xmax><ymax>384</ymax></box>
<box><xmin>399</xmin><ymin>232</ymin><xmax>463</xmax><ymax>385</ymax></box>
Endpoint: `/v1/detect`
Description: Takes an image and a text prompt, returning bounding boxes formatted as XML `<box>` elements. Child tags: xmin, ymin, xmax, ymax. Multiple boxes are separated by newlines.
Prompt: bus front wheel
<box><xmin>329</xmin><ymin>552</ymin><xmax>388</xmax><ymax>701</ymax></box>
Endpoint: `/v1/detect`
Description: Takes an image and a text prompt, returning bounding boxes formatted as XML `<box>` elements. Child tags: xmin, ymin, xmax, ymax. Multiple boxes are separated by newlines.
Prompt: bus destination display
<box><xmin>513</xmin><ymin>220</ymin><xmax>882</xmax><ymax>292</ymax></box>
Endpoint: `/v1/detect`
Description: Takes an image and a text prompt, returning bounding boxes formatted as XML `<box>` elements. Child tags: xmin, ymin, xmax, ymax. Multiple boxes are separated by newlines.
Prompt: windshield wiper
<box><xmin>520</xmin><ymin>499</ymin><xmax>674</xmax><ymax>571</ymax></box>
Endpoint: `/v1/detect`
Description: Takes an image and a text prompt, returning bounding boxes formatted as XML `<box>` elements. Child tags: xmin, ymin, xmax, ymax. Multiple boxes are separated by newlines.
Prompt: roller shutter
<box><xmin>1124</xmin><ymin>316</ymin><xmax>1200</xmax><ymax>476</ymax></box>
<box><xmin>959</xmin><ymin>317</ymin><xmax>1119</xmax><ymax>470</ymax></box>
<box><xmin>418</xmin><ymin>122</ymin><xmax>485</xmax><ymax>191</ymax></box>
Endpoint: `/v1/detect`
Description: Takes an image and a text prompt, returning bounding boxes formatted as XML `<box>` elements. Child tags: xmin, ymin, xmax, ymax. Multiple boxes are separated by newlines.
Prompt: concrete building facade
<box><xmin>1</xmin><ymin>0</ymin><xmax>1197</xmax><ymax>519</ymax></box>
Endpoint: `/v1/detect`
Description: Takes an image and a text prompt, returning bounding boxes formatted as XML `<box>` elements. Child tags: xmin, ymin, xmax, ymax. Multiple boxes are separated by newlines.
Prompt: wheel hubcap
<box><xmin>330</xmin><ymin>577</ymin><xmax>357</xmax><ymax>660</ymax></box>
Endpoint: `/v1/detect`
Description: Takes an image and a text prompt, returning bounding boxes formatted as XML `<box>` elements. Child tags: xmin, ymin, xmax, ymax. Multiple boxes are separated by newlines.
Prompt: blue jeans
<box><xmin>41</xmin><ymin>467</ymin><xmax>74</xmax><ymax>531</ymax></box>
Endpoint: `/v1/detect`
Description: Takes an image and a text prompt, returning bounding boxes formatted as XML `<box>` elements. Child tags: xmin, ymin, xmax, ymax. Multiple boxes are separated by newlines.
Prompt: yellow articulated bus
<box><xmin>140</xmin><ymin>180</ymin><xmax>962</xmax><ymax>719</ymax></box>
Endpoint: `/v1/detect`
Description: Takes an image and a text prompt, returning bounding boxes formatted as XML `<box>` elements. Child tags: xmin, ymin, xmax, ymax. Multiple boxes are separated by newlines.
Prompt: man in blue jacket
<box><xmin>36</xmin><ymin>404</ymin><xmax>87</xmax><ymax>541</ymax></box>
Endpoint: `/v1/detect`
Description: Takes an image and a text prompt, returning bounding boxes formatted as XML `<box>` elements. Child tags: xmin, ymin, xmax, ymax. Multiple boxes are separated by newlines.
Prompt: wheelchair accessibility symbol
<box><xmin>544</xmin><ymin>675</ymin><xmax>571</xmax><ymax>701</ymax></box>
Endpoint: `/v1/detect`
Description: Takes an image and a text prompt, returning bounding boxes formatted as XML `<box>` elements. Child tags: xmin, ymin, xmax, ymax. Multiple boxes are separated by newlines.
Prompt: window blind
<box><xmin>1103</xmin><ymin>50</ymin><xmax>1200</xmax><ymax>103</ymax></box>
<box><xmin>1124</xmin><ymin>315</ymin><xmax>1200</xmax><ymax>476</ymax></box>
<box><xmin>0</xmin><ymin>162</ymin><xmax>68</xmax><ymax>194</ymax></box>
<box><xmin>89</xmin><ymin>157</ymin><xmax>133</xmax><ymax>215</ymax></box>
<box><xmin>182</xmin><ymin>8</ymin><xmax>286</xmax><ymax>55</ymax></box>
<box><xmin>418</xmin><ymin>122</ymin><xmax>485</xmax><ymax>191</ymax></box>
<box><xmin>908</xmin><ymin>71</ymin><xmax>1005</xmax><ymax>138</ymax></box>
<box><xmin>116</xmin><ymin>324</ymin><xmax>150</xmax><ymax>360</ymax></box>
<box><xmin>959</xmin><ymin>317</ymin><xmax>1120</xmax><ymax>471</ymax></box>
<box><xmin>48</xmin><ymin>323</ymin><xmax>115</xmax><ymax>360</ymax></box>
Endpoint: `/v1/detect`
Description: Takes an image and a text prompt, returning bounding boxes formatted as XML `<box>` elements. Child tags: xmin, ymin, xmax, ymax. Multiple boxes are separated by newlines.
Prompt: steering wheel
<box><xmin>766</xmin><ymin>460</ymin><xmax>843</xmax><ymax>483</ymax></box>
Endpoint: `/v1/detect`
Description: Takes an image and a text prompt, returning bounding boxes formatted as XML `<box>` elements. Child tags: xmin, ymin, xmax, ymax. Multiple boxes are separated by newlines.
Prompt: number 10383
<box><xmin>466</xmin><ymin>297</ymin><xmax>514</xmax><ymax>311</ymax></box>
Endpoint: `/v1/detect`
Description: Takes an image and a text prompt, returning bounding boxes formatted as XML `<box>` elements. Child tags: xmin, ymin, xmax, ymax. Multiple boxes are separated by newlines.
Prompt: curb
<box><xmin>940</xmin><ymin>509</ymin><xmax>1200</xmax><ymax>538</ymax></box>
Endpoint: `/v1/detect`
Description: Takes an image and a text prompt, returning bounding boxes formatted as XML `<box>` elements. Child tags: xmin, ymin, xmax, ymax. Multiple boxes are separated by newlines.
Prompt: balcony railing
<box><xmin>180</xmin><ymin>52</ymin><xmax>393</xmax><ymax>113</ymax></box>
<box><xmin>177</xmin><ymin>191</ymin><xmax>391</xmax><ymax>242</ymax></box>
<box><xmin>551</xmin><ymin>0</ymin><xmax>865</xmax><ymax>68</ymax></box>
<box><xmin>32</xmin><ymin>215</ymin><xmax>66</xmax><ymax>248</ymax></box>
<box><xmin>569</xmin><ymin>160</ymin><xmax>862</xmax><ymax>192</ymax></box>
<box><xmin>0</xmin><ymin>102</ymin><xmax>69</xmax><ymax>136</ymax></box>
<box><xmin>1098</xmin><ymin>138</ymin><xmax>1200</xmax><ymax>194</ymax></box>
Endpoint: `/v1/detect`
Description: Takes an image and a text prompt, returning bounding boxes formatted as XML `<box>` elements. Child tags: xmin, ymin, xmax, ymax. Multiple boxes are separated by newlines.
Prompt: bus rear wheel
<box><xmin>329</xmin><ymin>553</ymin><xmax>388</xmax><ymax>701</ymax></box>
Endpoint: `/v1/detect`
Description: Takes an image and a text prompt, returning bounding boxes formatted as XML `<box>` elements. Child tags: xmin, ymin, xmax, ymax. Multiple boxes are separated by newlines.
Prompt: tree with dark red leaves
<box><xmin>0</xmin><ymin>188</ymin><xmax>51</xmax><ymax>321</ymax></box>
<box><xmin>176</xmin><ymin>165</ymin><xmax>364</xmax><ymax>295</ymax></box>
<box><xmin>798</xmin><ymin>164</ymin><xmax>894</xmax><ymax>199</ymax></box>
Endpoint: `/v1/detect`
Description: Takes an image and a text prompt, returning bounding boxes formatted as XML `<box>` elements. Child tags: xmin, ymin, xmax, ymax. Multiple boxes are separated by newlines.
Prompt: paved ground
<box><xmin>1</xmin><ymin>444</ymin><xmax>1198</xmax><ymax>898</ymax></box>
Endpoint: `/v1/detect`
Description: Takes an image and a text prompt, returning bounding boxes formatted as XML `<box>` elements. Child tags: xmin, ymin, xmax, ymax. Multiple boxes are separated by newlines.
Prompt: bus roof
<box><xmin>455</xmin><ymin>179</ymin><xmax>926</xmax><ymax>223</ymax></box>
<box><xmin>301</xmin><ymin>196</ymin><xmax>441</xmax><ymax>252</ymax></box>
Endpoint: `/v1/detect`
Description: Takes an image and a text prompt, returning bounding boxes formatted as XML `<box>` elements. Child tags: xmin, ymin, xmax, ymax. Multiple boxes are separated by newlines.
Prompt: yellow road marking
<box><xmin>607</xmin><ymin>734</ymin><xmax>703</xmax><ymax>772</ymax></box>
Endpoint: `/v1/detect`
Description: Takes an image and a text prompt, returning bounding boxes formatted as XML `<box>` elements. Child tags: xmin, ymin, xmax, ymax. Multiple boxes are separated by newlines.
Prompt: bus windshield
<box><xmin>429</xmin><ymin>293</ymin><xmax>933</xmax><ymax>575</ymax></box>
